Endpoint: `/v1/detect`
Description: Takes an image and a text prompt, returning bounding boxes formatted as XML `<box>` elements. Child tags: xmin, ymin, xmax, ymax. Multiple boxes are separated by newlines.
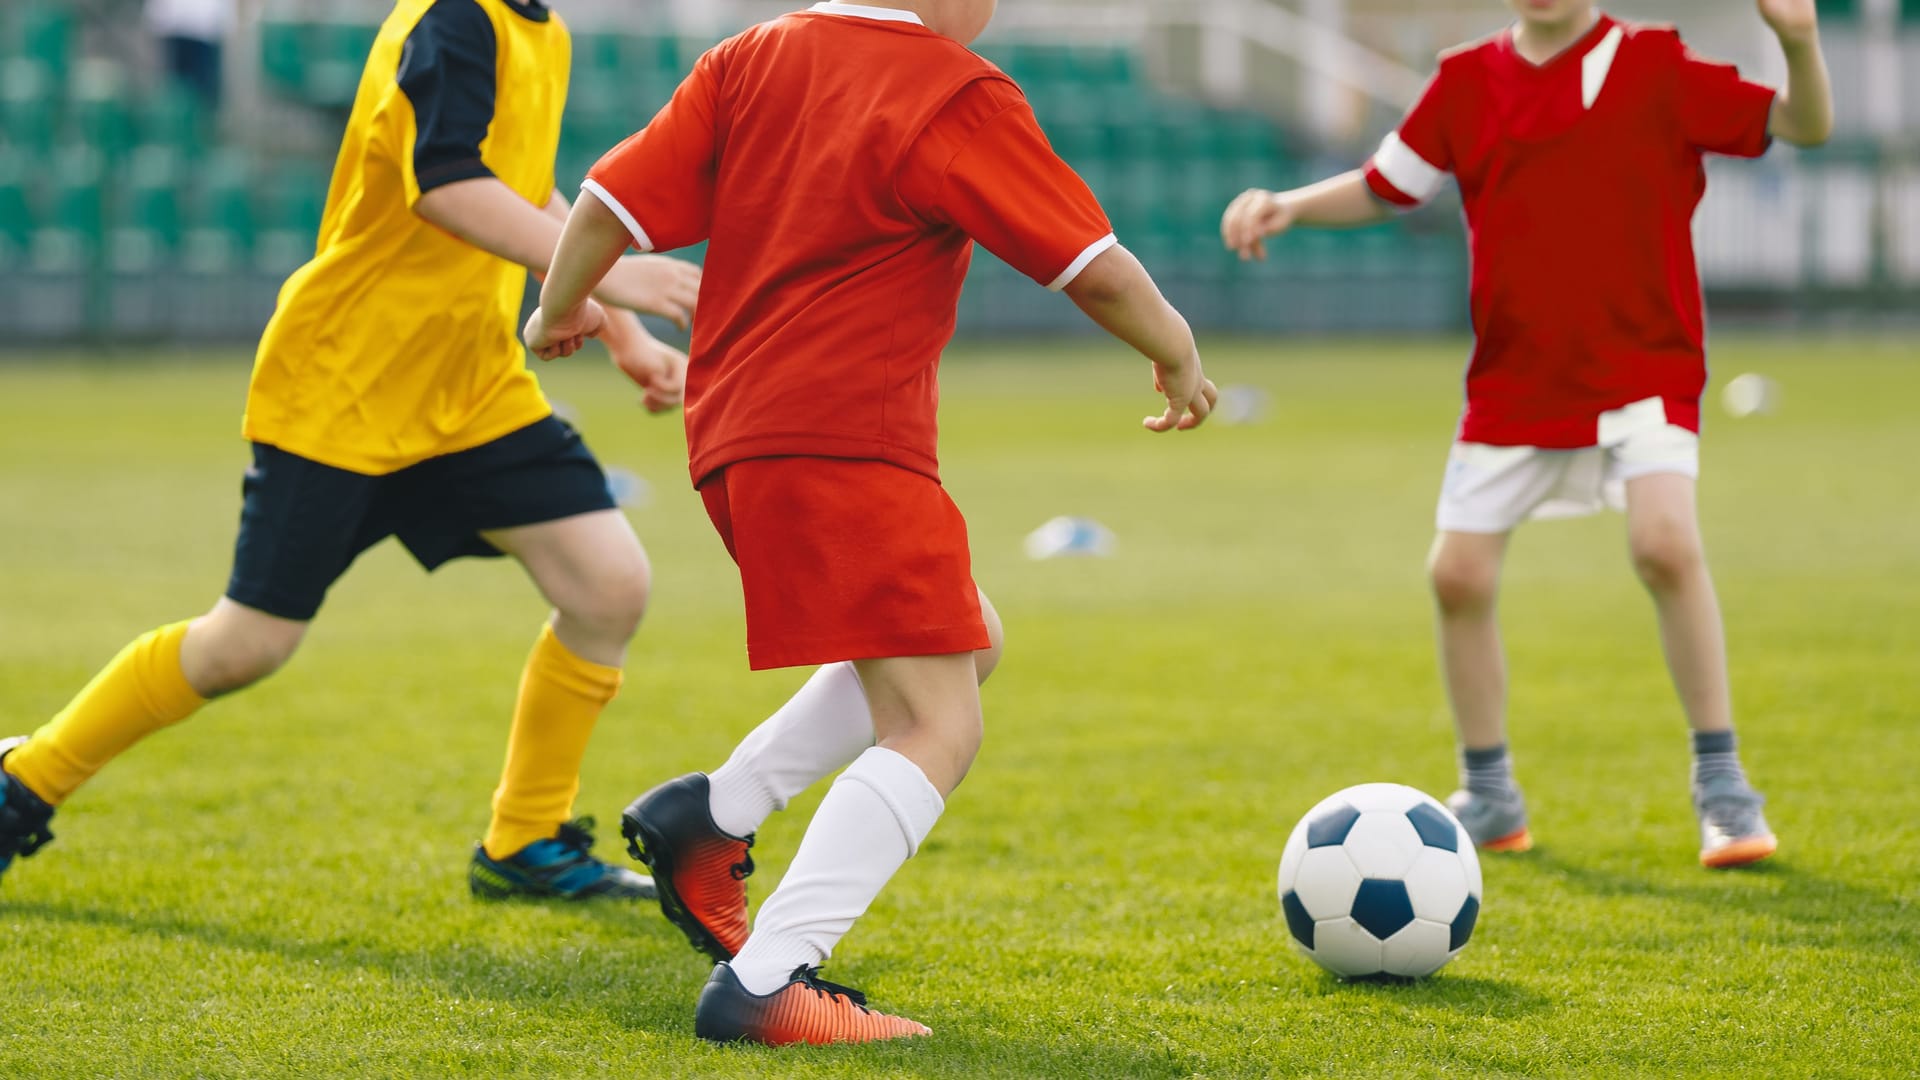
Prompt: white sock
<box><xmin>706</xmin><ymin>662</ymin><xmax>874</xmax><ymax>839</ymax></box>
<box><xmin>727</xmin><ymin>746</ymin><xmax>944</xmax><ymax>996</ymax></box>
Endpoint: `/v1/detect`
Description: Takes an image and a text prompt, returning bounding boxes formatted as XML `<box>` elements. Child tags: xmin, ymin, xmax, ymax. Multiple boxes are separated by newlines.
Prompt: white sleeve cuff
<box><xmin>1371</xmin><ymin>132</ymin><xmax>1447</xmax><ymax>206</ymax></box>
<box><xmin>579</xmin><ymin>178</ymin><xmax>655</xmax><ymax>252</ymax></box>
<box><xmin>1045</xmin><ymin>233</ymin><xmax>1119</xmax><ymax>291</ymax></box>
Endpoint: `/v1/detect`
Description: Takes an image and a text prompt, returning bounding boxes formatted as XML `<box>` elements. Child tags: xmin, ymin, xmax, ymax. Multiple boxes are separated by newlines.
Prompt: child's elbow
<box><xmin>1061</xmin><ymin>244</ymin><xmax>1139</xmax><ymax>307</ymax></box>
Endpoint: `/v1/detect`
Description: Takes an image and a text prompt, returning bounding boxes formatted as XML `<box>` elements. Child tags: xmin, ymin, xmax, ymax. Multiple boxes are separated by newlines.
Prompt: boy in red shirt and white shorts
<box><xmin>530</xmin><ymin>0</ymin><xmax>1216</xmax><ymax>1045</ymax></box>
<box><xmin>1223</xmin><ymin>0</ymin><xmax>1832</xmax><ymax>869</ymax></box>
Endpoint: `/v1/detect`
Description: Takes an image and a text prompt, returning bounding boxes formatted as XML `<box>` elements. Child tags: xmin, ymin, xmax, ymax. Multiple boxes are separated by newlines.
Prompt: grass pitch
<box><xmin>1</xmin><ymin>338</ymin><xmax>1916</xmax><ymax>1078</ymax></box>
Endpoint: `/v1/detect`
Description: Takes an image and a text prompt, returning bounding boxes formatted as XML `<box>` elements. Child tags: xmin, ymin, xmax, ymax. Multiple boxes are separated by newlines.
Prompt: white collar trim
<box><xmin>808</xmin><ymin>3</ymin><xmax>925</xmax><ymax>26</ymax></box>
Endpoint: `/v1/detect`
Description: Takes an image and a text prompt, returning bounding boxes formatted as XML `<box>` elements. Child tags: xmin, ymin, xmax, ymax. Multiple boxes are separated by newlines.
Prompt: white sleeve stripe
<box><xmin>579</xmin><ymin>178</ymin><xmax>655</xmax><ymax>252</ymax></box>
<box><xmin>1372</xmin><ymin>132</ymin><xmax>1447</xmax><ymax>205</ymax></box>
<box><xmin>1045</xmin><ymin>233</ymin><xmax>1119</xmax><ymax>292</ymax></box>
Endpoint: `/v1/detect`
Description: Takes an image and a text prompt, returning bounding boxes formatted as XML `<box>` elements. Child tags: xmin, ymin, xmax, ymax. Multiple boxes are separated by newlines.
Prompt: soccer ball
<box><xmin>1277</xmin><ymin>783</ymin><xmax>1482</xmax><ymax>979</ymax></box>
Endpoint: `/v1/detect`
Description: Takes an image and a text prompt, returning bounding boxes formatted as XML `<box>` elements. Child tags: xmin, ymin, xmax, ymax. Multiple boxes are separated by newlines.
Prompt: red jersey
<box><xmin>1363</xmin><ymin>15</ymin><xmax>1777</xmax><ymax>448</ymax></box>
<box><xmin>584</xmin><ymin>2</ymin><xmax>1115</xmax><ymax>484</ymax></box>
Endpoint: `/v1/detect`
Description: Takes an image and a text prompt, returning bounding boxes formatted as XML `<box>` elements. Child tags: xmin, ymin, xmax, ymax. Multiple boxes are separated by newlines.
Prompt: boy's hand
<box><xmin>524</xmin><ymin>301</ymin><xmax>607</xmax><ymax>361</ymax></box>
<box><xmin>1758</xmin><ymin>0</ymin><xmax>1818</xmax><ymax>45</ymax></box>
<box><xmin>1221</xmin><ymin>189</ymin><xmax>1295</xmax><ymax>262</ymax></box>
<box><xmin>610</xmin><ymin>334</ymin><xmax>689</xmax><ymax>414</ymax></box>
<box><xmin>595</xmin><ymin>254</ymin><xmax>701</xmax><ymax>331</ymax></box>
<box><xmin>1144</xmin><ymin>353</ymin><xmax>1218</xmax><ymax>433</ymax></box>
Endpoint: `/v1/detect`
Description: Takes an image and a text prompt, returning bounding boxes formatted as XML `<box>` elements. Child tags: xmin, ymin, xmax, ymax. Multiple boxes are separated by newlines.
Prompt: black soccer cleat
<box><xmin>0</xmin><ymin>737</ymin><xmax>57</xmax><ymax>884</ymax></box>
<box><xmin>620</xmin><ymin>774</ymin><xmax>754</xmax><ymax>962</ymax></box>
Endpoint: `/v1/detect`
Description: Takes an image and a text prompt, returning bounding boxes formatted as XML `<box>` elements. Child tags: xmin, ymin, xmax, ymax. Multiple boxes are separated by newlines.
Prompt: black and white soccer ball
<box><xmin>1277</xmin><ymin>783</ymin><xmax>1482</xmax><ymax>979</ymax></box>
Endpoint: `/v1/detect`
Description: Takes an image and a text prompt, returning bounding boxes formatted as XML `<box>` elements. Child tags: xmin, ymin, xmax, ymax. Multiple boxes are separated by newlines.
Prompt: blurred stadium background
<box><xmin>0</xmin><ymin>0</ymin><xmax>1915</xmax><ymax>345</ymax></box>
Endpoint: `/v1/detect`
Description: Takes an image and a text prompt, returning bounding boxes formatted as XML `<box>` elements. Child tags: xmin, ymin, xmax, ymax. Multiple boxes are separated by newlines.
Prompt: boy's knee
<box><xmin>1630</xmin><ymin>520</ymin><xmax>1702</xmax><ymax>592</ymax></box>
<box><xmin>183</xmin><ymin>617</ymin><xmax>303</xmax><ymax>696</ymax></box>
<box><xmin>1429</xmin><ymin>549</ymin><xmax>1499</xmax><ymax>614</ymax></box>
<box><xmin>560</xmin><ymin>558</ymin><xmax>652</xmax><ymax>639</ymax></box>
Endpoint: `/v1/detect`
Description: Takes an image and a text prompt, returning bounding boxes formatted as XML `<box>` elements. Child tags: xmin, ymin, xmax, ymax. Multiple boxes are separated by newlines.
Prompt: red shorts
<box><xmin>699</xmin><ymin>457</ymin><xmax>989</xmax><ymax>670</ymax></box>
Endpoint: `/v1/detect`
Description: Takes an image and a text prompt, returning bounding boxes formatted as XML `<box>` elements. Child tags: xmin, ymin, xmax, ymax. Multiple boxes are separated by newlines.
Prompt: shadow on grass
<box><xmin>2</xmin><ymin>897</ymin><xmax>1213</xmax><ymax>1077</ymax></box>
<box><xmin>1518</xmin><ymin>849</ymin><xmax>1916</xmax><ymax>954</ymax></box>
<box><xmin>1320</xmin><ymin>971</ymin><xmax>1552</xmax><ymax>1020</ymax></box>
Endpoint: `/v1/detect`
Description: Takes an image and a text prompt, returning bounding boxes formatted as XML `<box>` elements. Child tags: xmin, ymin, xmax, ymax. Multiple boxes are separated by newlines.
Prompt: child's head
<box><xmin>917</xmin><ymin>0</ymin><xmax>998</xmax><ymax>45</ymax></box>
<box><xmin>1504</xmin><ymin>0</ymin><xmax>1595</xmax><ymax>29</ymax></box>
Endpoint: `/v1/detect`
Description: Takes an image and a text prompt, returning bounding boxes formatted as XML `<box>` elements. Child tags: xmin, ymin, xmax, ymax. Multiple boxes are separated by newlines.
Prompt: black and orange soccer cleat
<box><xmin>694</xmin><ymin>962</ymin><xmax>932</xmax><ymax>1046</ymax></box>
<box><xmin>621</xmin><ymin>774</ymin><xmax>754</xmax><ymax>961</ymax></box>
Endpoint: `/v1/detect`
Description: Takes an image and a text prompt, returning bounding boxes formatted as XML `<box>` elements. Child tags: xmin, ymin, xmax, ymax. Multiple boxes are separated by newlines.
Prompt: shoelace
<box><xmin>792</xmin><ymin>965</ymin><xmax>870</xmax><ymax>1011</ymax></box>
<box><xmin>549</xmin><ymin>817</ymin><xmax>602</xmax><ymax>862</ymax></box>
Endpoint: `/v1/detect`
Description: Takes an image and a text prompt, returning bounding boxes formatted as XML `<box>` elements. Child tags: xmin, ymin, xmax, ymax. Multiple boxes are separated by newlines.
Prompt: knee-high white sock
<box><xmin>707</xmin><ymin>662</ymin><xmax>874</xmax><ymax>838</ymax></box>
<box><xmin>727</xmin><ymin>746</ymin><xmax>944</xmax><ymax>995</ymax></box>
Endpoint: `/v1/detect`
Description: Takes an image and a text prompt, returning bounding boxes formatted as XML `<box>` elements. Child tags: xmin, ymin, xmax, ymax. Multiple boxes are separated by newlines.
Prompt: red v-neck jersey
<box><xmin>1364</xmin><ymin>15</ymin><xmax>1777</xmax><ymax>448</ymax></box>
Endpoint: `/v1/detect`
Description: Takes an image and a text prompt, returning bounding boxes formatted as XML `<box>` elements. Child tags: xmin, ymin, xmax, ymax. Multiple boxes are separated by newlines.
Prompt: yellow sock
<box><xmin>5</xmin><ymin>622</ymin><xmax>206</xmax><ymax>805</ymax></box>
<box><xmin>483</xmin><ymin>624</ymin><xmax>623</xmax><ymax>860</ymax></box>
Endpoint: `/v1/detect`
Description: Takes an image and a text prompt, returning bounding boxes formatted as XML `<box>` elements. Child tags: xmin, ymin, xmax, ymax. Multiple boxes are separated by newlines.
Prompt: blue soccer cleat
<box><xmin>0</xmin><ymin>737</ymin><xmax>57</xmax><ymax>884</ymax></box>
<box><xmin>469</xmin><ymin>816</ymin><xmax>656</xmax><ymax>901</ymax></box>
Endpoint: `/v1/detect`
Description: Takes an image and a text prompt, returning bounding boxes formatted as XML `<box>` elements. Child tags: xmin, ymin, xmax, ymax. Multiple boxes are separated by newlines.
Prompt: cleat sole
<box><xmin>1702</xmin><ymin>834</ymin><xmax>1777</xmax><ymax>869</ymax></box>
<box><xmin>1479</xmin><ymin>827</ymin><xmax>1534</xmax><ymax>853</ymax></box>
<box><xmin>622</xmin><ymin>806</ymin><xmax>737</xmax><ymax>963</ymax></box>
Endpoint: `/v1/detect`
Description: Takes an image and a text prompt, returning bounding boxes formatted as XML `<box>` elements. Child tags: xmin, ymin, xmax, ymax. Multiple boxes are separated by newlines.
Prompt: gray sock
<box><xmin>1460</xmin><ymin>744</ymin><xmax>1519</xmax><ymax>800</ymax></box>
<box><xmin>1691</xmin><ymin>730</ymin><xmax>1747</xmax><ymax>787</ymax></box>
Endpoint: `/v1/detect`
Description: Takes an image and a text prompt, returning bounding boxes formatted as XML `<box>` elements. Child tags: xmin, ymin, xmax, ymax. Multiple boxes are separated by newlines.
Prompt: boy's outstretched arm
<box><xmin>417</xmin><ymin>177</ymin><xmax>701</xmax><ymax>329</ymax></box>
<box><xmin>1063</xmin><ymin>244</ymin><xmax>1218</xmax><ymax>432</ymax></box>
<box><xmin>1221</xmin><ymin>171</ymin><xmax>1393</xmax><ymax>262</ymax></box>
<box><xmin>1758</xmin><ymin>0</ymin><xmax>1833</xmax><ymax>146</ymax></box>
<box><xmin>525</xmin><ymin>192</ymin><xmax>635</xmax><ymax>361</ymax></box>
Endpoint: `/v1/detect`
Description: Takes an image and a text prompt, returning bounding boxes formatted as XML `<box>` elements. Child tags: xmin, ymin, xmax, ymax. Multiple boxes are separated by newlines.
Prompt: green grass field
<box><xmin>2</xmin><ymin>338</ymin><xmax>1917</xmax><ymax>1078</ymax></box>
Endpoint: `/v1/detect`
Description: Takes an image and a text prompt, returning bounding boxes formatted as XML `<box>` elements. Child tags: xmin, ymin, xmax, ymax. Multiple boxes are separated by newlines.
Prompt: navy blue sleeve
<box><xmin>396</xmin><ymin>0</ymin><xmax>498</xmax><ymax>194</ymax></box>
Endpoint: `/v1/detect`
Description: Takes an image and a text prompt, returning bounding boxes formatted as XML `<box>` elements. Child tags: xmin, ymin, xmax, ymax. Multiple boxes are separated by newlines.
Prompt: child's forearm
<box><xmin>416</xmin><ymin>177</ymin><xmax>565</xmax><ymax>273</ymax></box>
<box><xmin>1063</xmin><ymin>245</ymin><xmax>1198</xmax><ymax>372</ymax></box>
<box><xmin>539</xmin><ymin>195</ymin><xmax>632</xmax><ymax>318</ymax></box>
<box><xmin>1770</xmin><ymin>36</ymin><xmax>1833</xmax><ymax>146</ymax></box>
<box><xmin>1281</xmin><ymin>170</ymin><xmax>1395</xmax><ymax>228</ymax></box>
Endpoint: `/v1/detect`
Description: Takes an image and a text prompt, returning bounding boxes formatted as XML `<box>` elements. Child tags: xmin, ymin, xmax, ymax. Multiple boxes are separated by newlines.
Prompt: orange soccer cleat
<box><xmin>621</xmin><ymin>774</ymin><xmax>754</xmax><ymax>960</ymax></box>
<box><xmin>693</xmin><ymin>962</ymin><xmax>931</xmax><ymax>1046</ymax></box>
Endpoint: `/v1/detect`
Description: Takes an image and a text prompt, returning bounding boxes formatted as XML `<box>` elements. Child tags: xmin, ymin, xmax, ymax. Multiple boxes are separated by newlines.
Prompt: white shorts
<box><xmin>1436</xmin><ymin>397</ymin><xmax>1700</xmax><ymax>534</ymax></box>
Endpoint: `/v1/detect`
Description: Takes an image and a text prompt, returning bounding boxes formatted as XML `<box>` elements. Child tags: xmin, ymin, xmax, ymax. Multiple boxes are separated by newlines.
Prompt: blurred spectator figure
<box><xmin>147</xmin><ymin>0</ymin><xmax>233</xmax><ymax>110</ymax></box>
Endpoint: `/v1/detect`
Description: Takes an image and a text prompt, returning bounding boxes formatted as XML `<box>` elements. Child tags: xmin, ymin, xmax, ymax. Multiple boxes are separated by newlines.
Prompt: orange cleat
<box><xmin>622</xmin><ymin>774</ymin><xmax>754</xmax><ymax>961</ymax></box>
<box><xmin>1479</xmin><ymin>826</ymin><xmax>1535</xmax><ymax>853</ymax></box>
<box><xmin>694</xmin><ymin>962</ymin><xmax>931</xmax><ymax>1046</ymax></box>
<box><xmin>1695</xmin><ymin>775</ymin><xmax>1777</xmax><ymax>870</ymax></box>
<box><xmin>1700</xmin><ymin>833</ymin><xmax>1777</xmax><ymax>869</ymax></box>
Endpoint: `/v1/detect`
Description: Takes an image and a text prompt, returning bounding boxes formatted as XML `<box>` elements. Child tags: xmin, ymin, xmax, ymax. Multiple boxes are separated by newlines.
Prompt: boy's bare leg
<box><xmin>1623</xmin><ymin>473</ymin><xmax>1775</xmax><ymax>867</ymax></box>
<box><xmin>1429</xmin><ymin>530</ymin><xmax>1532</xmax><ymax>850</ymax></box>
<box><xmin>1621</xmin><ymin>474</ymin><xmax>1731</xmax><ymax>734</ymax></box>
<box><xmin>1429</xmin><ymin>531</ymin><xmax>1511</xmax><ymax>750</ymax></box>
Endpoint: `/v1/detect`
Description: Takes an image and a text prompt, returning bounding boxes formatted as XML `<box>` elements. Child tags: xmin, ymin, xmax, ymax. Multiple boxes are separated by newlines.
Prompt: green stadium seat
<box><xmin>69</xmin><ymin>58</ymin><xmax>137</xmax><ymax>160</ymax></box>
<box><xmin>0</xmin><ymin>153</ymin><xmax>34</xmax><ymax>258</ymax></box>
<box><xmin>123</xmin><ymin>145</ymin><xmax>183</xmax><ymax>247</ymax></box>
<box><xmin>14</xmin><ymin>2</ymin><xmax>74</xmax><ymax>87</ymax></box>
<box><xmin>0</xmin><ymin>58</ymin><xmax>57</xmax><ymax>157</ymax></box>
<box><xmin>46</xmin><ymin>144</ymin><xmax>103</xmax><ymax>243</ymax></box>
<box><xmin>134</xmin><ymin>84</ymin><xmax>211</xmax><ymax>158</ymax></box>
<box><xmin>259</xmin><ymin>21</ymin><xmax>307</xmax><ymax>95</ymax></box>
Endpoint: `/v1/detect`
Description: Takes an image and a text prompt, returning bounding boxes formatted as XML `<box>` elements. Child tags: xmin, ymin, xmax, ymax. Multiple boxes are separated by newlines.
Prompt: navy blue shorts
<box><xmin>225</xmin><ymin>416</ymin><xmax>616</xmax><ymax>621</ymax></box>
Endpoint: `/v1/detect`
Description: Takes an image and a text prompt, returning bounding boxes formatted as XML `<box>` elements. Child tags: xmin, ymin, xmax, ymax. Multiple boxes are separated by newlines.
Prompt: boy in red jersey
<box><xmin>531</xmin><ymin>0</ymin><xmax>1216</xmax><ymax>1046</ymax></box>
<box><xmin>1223</xmin><ymin>0</ymin><xmax>1832</xmax><ymax>868</ymax></box>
